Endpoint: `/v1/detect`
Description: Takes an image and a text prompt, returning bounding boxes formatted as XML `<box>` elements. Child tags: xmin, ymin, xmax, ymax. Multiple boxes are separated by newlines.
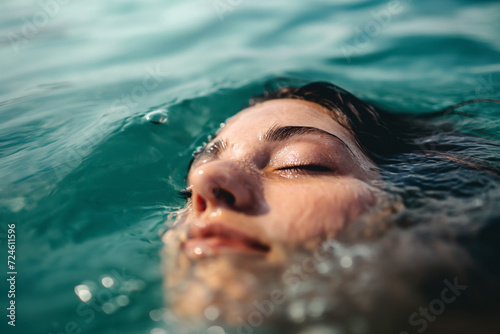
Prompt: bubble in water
<box><xmin>145</xmin><ymin>109</ymin><xmax>168</xmax><ymax>124</ymax></box>
<box><xmin>307</xmin><ymin>297</ymin><xmax>326</xmax><ymax>318</ymax></box>
<box><xmin>288</xmin><ymin>300</ymin><xmax>306</xmax><ymax>323</ymax></box>
<box><xmin>102</xmin><ymin>302</ymin><xmax>117</xmax><ymax>314</ymax></box>
<box><xmin>315</xmin><ymin>261</ymin><xmax>332</xmax><ymax>274</ymax></box>
<box><xmin>150</xmin><ymin>309</ymin><xmax>163</xmax><ymax>321</ymax></box>
<box><xmin>340</xmin><ymin>256</ymin><xmax>353</xmax><ymax>268</ymax></box>
<box><xmin>116</xmin><ymin>295</ymin><xmax>130</xmax><ymax>307</ymax></box>
<box><xmin>101</xmin><ymin>276</ymin><xmax>114</xmax><ymax>288</ymax></box>
<box><xmin>204</xmin><ymin>305</ymin><xmax>220</xmax><ymax>321</ymax></box>
<box><xmin>74</xmin><ymin>284</ymin><xmax>92</xmax><ymax>302</ymax></box>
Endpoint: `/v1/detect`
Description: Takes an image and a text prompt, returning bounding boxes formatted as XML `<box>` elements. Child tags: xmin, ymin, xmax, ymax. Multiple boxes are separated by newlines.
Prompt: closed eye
<box><xmin>278</xmin><ymin>165</ymin><xmax>330</xmax><ymax>171</ymax></box>
<box><xmin>276</xmin><ymin>164</ymin><xmax>333</xmax><ymax>175</ymax></box>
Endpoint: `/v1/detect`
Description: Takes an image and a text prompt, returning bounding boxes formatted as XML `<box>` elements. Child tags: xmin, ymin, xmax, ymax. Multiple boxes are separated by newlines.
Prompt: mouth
<box><xmin>182</xmin><ymin>222</ymin><xmax>270</xmax><ymax>258</ymax></box>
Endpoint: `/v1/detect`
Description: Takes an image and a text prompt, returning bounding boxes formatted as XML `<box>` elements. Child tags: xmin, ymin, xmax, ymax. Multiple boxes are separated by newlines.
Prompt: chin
<box><xmin>162</xmin><ymin>241</ymin><xmax>290</xmax><ymax>330</ymax></box>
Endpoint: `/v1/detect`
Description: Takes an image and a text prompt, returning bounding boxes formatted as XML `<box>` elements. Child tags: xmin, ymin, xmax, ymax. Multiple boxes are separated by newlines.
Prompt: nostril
<box><xmin>213</xmin><ymin>188</ymin><xmax>236</xmax><ymax>206</ymax></box>
<box><xmin>225</xmin><ymin>192</ymin><xmax>236</xmax><ymax>206</ymax></box>
<box><xmin>194</xmin><ymin>195</ymin><xmax>207</xmax><ymax>212</ymax></box>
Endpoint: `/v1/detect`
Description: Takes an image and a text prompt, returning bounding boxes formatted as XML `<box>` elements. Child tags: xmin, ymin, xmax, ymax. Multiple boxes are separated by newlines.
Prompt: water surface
<box><xmin>1</xmin><ymin>0</ymin><xmax>500</xmax><ymax>333</ymax></box>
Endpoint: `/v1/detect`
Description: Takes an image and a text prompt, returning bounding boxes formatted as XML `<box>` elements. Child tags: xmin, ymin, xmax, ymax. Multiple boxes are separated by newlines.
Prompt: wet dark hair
<box><xmin>248</xmin><ymin>81</ymin><xmax>500</xmax><ymax>174</ymax></box>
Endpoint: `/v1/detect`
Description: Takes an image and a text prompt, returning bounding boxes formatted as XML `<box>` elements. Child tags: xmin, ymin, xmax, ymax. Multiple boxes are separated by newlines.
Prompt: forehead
<box><xmin>189</xmin><ymin>98</ymin><xmax>378</xmax><ymax>179</ymax></box>
<box><xmin>217</xmin><ymin>99</ymin><xmax>350</xmax><ymax>142</ymax></box>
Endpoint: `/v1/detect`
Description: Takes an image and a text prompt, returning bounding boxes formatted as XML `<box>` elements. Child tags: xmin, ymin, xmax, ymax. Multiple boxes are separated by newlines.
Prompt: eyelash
<box><xmin>276</xmin><ymin>164</ymin><xmax>332</xmax><ymax>174</ymax></box>
<box><xmin>178</xmin><ymin>188</ymin><xmax>192</xmax><ymax>200</ymax></box>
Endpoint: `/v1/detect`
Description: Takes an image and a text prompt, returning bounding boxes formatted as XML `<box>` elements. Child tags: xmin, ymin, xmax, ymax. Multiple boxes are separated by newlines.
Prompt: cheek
<box><xmin>263</xmin><ymin>179</ymin><xmax>377</xmax><ymax>243</ymax></box>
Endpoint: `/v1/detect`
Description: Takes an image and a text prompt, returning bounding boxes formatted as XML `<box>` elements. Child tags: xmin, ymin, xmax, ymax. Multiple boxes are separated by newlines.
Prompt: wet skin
<box><xmin>165</xmin><ymin>99</ymin><xmax>381</xmax><ymax>257</ymax></box>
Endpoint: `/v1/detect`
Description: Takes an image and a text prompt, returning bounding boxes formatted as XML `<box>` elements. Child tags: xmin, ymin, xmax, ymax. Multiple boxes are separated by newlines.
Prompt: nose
<box><xmin>188</xmin><ymin>160</ymin><xmax>262</xmax><ymax>215</ymax></box>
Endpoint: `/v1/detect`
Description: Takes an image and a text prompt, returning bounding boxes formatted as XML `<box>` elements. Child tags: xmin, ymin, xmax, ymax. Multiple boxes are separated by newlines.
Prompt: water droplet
<box><xmin>150</xmin><ymin>309</ymin><xmax>163</xmax><ymax>321</ymax></box>
<box><xmin>74</xmin><ymin>284</ymin><xmax>92</xmax><ymax>302</ymax></box>
<box><xmin>101</xmin><ymin>276</ymin><xmax>114</xmax><ymax>288</ymax></box>
<box><xmin>210</xmin><ymin>209</ymin><xmax>221</xmax><ymax>218</ymax></box>
<box><xmin>145</xmin><ymin>109</ymin><xmax>168</xmax><ymax>124</ymax></box>
<box><xmin>204</xmin><ymin>305</ymin><xmax>220</xmax><ymax>321</ymax></box>
<box><xmin>102</xmin><ymin>302</ymin><xmax>117</xmax><ymax>314</ymax></box>
<box><xmin>315</xmin><ymin>261</ymin><xmax>331</xmax><ymax>274</ymax></box>
<box><xmin>116</xmin><ymin>295</ymin><xmax>129</xmax><ymax>307</ymax></box>
<box><xmin>340</xmin><ymin>256</ymin><xmax>352</xmax><ymax>268</ymax></box>
<box><xmin>308</xmin><ymin>297</ymin><xmax>326</xmax><ymax>318</ymax></box>
<box><xmin>288</xmin><ymin>300</ymin><xmax>306</xmax><ymax>323</ymax></box>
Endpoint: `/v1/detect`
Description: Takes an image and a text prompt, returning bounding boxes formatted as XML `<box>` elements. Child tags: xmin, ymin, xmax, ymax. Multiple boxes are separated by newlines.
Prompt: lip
<box><xmin>183</xmin><ymin>222</ymin><xmax>270</xmax><ymax>258</ymax></box>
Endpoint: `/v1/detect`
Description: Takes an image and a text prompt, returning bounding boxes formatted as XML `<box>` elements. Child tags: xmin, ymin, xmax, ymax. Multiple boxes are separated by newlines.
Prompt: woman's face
<box><xmin>167</xmin><ymin>99</ymin><xmax>381</xmax><ymax>258</ymax></box>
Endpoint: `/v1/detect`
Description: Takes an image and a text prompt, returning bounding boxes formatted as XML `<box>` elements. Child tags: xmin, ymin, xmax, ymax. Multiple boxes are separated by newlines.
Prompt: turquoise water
<box><xmin>1</xmin><ymin>0</ymin><xmax>500</xmax><ymax>333</ymax></box>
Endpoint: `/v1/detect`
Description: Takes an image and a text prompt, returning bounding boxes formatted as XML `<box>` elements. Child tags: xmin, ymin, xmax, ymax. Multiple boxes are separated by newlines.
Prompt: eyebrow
<box><xmin>264</xmin><ymin>125</ymin><xmax>345</xmax><ymax>143</ymax></box>
<box><xmin>188</xmin><ymin>125</ymin><xmax>352</xmax><ymax>172</ymax></box>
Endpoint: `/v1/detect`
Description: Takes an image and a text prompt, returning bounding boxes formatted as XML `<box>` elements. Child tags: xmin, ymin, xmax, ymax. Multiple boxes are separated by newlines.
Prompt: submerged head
<box><xmin>162</xmin><ymin>83</ymin><xmax>390</xmax><ymax>327</ymax></box>
<box><xmin>166</xmin><ymin>82</ymin><xmax>391</xmax><ymax>259</ymax></box>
